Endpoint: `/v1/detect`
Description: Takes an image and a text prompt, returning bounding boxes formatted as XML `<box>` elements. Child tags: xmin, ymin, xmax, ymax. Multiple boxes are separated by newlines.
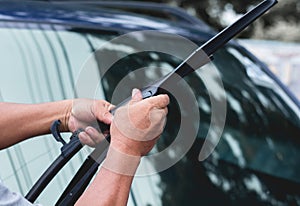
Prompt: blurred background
<box><xmin>120</xmin><ymin>0</ymin><xmax>300</xmax><ymax>100</ymax></box>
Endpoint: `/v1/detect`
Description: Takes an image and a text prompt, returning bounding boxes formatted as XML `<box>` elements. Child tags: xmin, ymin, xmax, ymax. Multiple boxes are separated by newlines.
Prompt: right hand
<box><xmin>110</xmin><ymin>88</ymin><xmax>169</xmax><ymax>156</ymax></box>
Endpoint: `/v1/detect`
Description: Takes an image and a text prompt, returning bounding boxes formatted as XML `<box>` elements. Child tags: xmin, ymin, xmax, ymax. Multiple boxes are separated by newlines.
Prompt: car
<box><xmin>0</xmin><ymin>1</ymin><xmax>299</xmax><ymax>205</ymax></box>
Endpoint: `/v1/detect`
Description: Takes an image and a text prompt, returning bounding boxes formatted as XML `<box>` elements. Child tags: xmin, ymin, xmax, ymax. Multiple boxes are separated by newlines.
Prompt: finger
<box><xmin>85</xmin><ymin>126</ymin><xmax>106</xmax><ymax>144</ymax></box>
<box><xmin>161</xmin><ymin>106</ymin><xmax>168</xmax><ymax>116</ymax></box>
<box><xmin>78</xmin><ymin>132</ymin><xmax>97</xmax><ymax>147</ymax></box>
<box><xmin>94</xmin><ymin>100</ymin><xmax>114</xmax><ymax>124</ymax></box>
<box><xmin>101</xmin><ymin>101</ymin><xmax>114</xmax><ymax>113</ymax></box>
<box><xmin>102</xmin><ymin>111</ymin><xmax>114</xmax><ymax>125</ymax></box>
<box><xmin>108</xmin><ymin>104</ymin><xmax>116</xmax><ymax>111</ymax></box>
<box><xmin>104</xmin><ymin>101</ymin><xmax>115</xmax><ymax>112</ymax></box>
<box><xmin>150</xmin><ymin>107</ymin><xmax>168</xmax><ymax>125</ymax></box>
<box><xmin>156</xmin><ymin>106</ymin><xmax>168</xmax><ymax>115</ymax></box>
<box><xmin>146</xmin><ymin>94</ymin><xmax>170</xmax><ymax>109</ymax></box>
<box><xmin>130</xmin><ymin>88</ymin><xmax>143</xmax><ymax>103</ymax></box>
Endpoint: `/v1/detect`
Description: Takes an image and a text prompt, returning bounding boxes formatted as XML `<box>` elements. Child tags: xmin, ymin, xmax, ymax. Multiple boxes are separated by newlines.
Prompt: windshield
<box><xmin>0</xmin><ymin>24</ymin><xmax>299</xmax><ymax>205</ymax></box>
<box><xmin>96</xmin><ymin>37</ymin><xmax>300</xmax><ymax>205</ymax></box>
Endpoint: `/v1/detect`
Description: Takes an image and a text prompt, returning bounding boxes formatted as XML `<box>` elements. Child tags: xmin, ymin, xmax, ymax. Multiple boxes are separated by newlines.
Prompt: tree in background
<box><xmin>156</xmin><ymin>0</ymin><xmax>300</xmax><ymax>42</ymax></box>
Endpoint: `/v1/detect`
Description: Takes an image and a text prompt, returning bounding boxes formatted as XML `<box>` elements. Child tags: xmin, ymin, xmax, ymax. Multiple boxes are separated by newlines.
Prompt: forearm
<box><xmin>0</xmin><ymin>100</ymin><xmax>72</xmax><ymax>149</ymax></box>
<box><xmin>75</xmin><ymin>146</ymin><xmax>141</xmax><ymax>206</ymax></box>
<box><xmin>75</xmin><ymin>168</ymin><xmax>135</xmax><ymax>206</ymax></box>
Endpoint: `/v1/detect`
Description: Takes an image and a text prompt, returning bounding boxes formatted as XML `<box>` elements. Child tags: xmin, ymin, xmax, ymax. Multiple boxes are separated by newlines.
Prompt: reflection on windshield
<box><xmin>98</xmin><ymin>39</ymin><xmax>300</xmax><ymax>204</ymax></box>
<box><xmin>213</xmin><ymin>47</ymin><xmax>300</xmax><ymax>182</ymax></box>
<box><xmin>1</xmin><ymin>24</ymin><xmax>299</xmax><ymax>205</ymax></box>
<box><xmin>0</xmin><ymin>26</ymin><xmax>114</xmax><ymax>204</ymax></box>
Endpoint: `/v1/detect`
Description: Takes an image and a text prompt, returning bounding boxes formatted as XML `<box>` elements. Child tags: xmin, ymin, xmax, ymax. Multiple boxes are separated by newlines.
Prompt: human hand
<box><xmin>67</xmin><ymin>99</ymin><xmax>114</xmax><ymax>147</ymax></box>
<box><xmin>110</xmin><ymin>88</ymin><xmax>169</xmax><ymax>156</ymax></box>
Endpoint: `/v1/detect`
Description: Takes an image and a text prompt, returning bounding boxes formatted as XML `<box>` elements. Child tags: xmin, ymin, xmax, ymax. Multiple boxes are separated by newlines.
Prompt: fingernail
<box><xmin>132</xmin><ymin>88</ymin><xmax>139</xmax><ymax>97</ymax></box>
<box><xmin>86</xmin><ymin>126</ymin><xmax>95</xmax><ymax>135</ymax></box>
<box><xmin>78</xmin><ymin>132</ymin><xmax>88</xmax><ymax>141</ymax></box>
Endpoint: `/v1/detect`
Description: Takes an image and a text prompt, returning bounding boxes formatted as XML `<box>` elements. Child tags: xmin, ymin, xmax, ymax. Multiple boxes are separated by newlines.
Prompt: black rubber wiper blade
<box><xmin>133</xmin><ymin>0</ymin><xmax>278</xmax><ymax>99</ymax></box>
<box><xmin>164</xmin><ymin>0</ymin><xmax>278</xmax><ymax>79</ymax></box>
<box><xmin>29</xmin><ymin>1</ymin><xmax>277</xmax><ymax>205</ymax></box>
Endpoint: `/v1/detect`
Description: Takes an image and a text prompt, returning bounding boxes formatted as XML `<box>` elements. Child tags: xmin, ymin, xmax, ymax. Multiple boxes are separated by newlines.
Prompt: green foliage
<box><xmin>150</xmin><ymin>0</ymin><xmax>300</xmax><ymax>41</ymax></box>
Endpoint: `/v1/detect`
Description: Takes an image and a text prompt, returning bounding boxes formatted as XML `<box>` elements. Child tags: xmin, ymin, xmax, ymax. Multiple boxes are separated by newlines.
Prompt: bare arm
<box><xmin>0</xmin><ymin>99</ymin><xmax>113</xmax><ymax>149</ymax></box>
<box><xmin>75</xmin><ymin>159</ymin><xmax>139</xmax><ymax>206</ymax></box>
<box><xmin>0</xmin><ymin>100</ymin><xmax>72</xmax><ymax>149</ymax></box>
<box><xmin>0</xmin><ymin>89</ymin><xmax>168</xmax><ymax>206</ymax></box>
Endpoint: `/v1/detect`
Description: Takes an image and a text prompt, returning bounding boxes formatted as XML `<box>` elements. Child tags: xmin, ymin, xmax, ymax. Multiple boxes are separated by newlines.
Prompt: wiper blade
<box><xmin>146</xmin><ymin>0</ymin><xmax>278</xmax><ymax>90</ymax></box>
<box><xmin>113</xmin><ymin>0</ymin><xmax>278</xmax><ymax>110</ymax></box>
<box><xmin>56</xmin><ymin>1</ymin><xmax>277</xmax><ymax>205</ymax></box>
<box><xmin>25</xmin><ymin>0</ymin><xmax>278</xmax><ymax>204</ymax></box>
<box><xmin>57</xmin><ymin>1</ymin><xmax>278</xmax><ymax>205</ymax></box>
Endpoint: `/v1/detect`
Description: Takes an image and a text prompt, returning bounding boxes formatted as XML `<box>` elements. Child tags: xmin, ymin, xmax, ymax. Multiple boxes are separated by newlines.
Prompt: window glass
<box><xmin>0</xmin><ymin>24</ymin><xmax>112</xmax><ymax>204</ymax></box>
<box><xmin>1</xmin><ymin>22</ymin><xmax>300</xmax><ymax>205</ymax></box>
<box><xmin>212</xmin><ymin>46</ymin><xmax>300</xmax><ymax>182</ymax></box>
<box><xmin>97</xmin><ymin>40</ymin><xmax>300</xmax><ymax>180</ymax></box>
<box><xmin>96</xmin><ymin>37</ymin><xmax>300</xmax><ymax>205</ymax></box>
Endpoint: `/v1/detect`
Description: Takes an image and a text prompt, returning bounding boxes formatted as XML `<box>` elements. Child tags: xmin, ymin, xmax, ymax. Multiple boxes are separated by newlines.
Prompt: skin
<box><xmin>0</xmin><ymin>99</ymin><xmax>113</xmax><ymax>149</ymax></box>
<box><xmin>0</xmin><ymin>89</ymin><xmax>169</xmax><ymax>206</ymax></box>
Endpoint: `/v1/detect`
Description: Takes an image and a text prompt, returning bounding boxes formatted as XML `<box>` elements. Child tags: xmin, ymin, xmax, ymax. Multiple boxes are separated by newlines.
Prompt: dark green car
<box><xmin>0</xmin><ymin>1</ymin><xmax>299</xmax><ymax>205</ymax></box>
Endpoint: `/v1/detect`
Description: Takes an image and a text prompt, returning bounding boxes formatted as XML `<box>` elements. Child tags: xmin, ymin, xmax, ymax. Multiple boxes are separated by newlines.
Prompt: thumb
<box><xmin>131</xmin><ymin>88</ymin><xmax>143</xmax><ymax>103</ymax></box>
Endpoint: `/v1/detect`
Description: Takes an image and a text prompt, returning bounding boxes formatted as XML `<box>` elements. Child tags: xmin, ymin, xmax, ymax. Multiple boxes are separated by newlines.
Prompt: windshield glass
<box><xmin>211</xmin><ymin>46</ymin><xmax>300</xmax><ymax>181</ymax></box>
<box><xmin>0</xmin><ymin>24</ymin><xmax>299</xmax><ymax>205</ymax></box>
<box><xmin>0</xmin><ymin>25</ymin><xmax>116</xmax><ymax>204</ymax></box>
<box><xmin>92</xmin><ymin>32</ymin><xmax>300</xmax><ymax>204</ymax></box>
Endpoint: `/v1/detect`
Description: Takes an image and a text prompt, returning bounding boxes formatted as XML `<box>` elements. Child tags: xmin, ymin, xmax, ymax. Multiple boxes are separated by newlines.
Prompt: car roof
<box><xmin>52</xmin><ymin>1</ymin><xmax>213</xmax><ymax>31</ymax></box>
<box><xmin>0</xmin><ymin>0</ymin><xmax>214</xmax><ymax>43</ymax></box>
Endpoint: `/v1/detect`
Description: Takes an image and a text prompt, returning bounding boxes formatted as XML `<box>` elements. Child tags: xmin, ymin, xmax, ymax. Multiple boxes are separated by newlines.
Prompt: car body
<box><xmin>0</xmin><ymin>1</ymin><xmax>299</xmax><ymax>205</ymax></box>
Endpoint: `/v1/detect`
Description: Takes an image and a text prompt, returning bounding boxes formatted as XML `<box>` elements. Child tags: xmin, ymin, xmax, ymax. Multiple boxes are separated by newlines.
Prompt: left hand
<box><xmin>67</xmin><ymin>99</ymin><xmax>114</xmax><ymax>147</ymax></box>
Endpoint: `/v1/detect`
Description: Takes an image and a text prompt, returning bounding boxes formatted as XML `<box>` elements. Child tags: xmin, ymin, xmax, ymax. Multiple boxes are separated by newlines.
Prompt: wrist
<box><xmin>110</xmin><ymin>137</ymin><xmax>144</xmax><ymax>157</ymax></box>
<box><xmin>103</xmin><ymin>145</ymin><xmax>141</xmax><ymax>176</ymax></box>
<box><xmin>60</xmin><ymin>99</ymin><xmax>73</xmax><ymax>132</ymax></box>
